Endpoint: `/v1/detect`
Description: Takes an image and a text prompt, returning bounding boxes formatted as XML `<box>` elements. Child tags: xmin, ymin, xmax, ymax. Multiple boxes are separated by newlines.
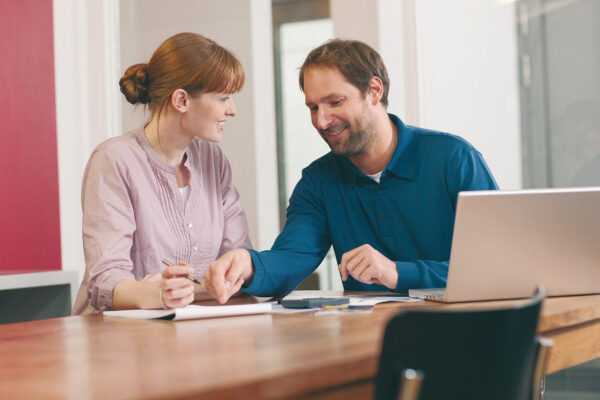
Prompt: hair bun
<box><xmin>119</xmin><ymin>63</ymin><xmax>150</xmax><ymax>104</ymax></box>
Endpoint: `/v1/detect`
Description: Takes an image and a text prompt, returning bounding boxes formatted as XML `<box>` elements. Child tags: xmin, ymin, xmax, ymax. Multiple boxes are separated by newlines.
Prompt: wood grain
<box><xmin>1</xmin><ymin>293</ymin><xmax>598</xmax><ymax>399</ymax></box>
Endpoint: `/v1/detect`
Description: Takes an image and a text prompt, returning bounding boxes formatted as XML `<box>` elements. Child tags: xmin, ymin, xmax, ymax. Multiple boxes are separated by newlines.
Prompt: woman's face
<box><xmin>182</xmin><ymin>91</ymin><xmax>237</xmax><ymax>142</ymax></box>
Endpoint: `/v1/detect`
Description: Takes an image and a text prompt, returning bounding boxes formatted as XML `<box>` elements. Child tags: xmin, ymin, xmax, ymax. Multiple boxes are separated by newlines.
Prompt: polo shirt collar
<box><xmin>340</xmin><ymin>113</ymin><xmax>417</xmax><ymax>187</ymax></box>
<box><xmin>385</xmin><ymin>114</ymin><xmax>417</xmax><ymax>180</ymax></box>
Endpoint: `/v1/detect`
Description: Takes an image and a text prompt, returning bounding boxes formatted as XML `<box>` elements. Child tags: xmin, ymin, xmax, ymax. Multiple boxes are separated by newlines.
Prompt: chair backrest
<box><xmin>375</xmin><ymin>287</ymin><xmax>546</xmax><ymax>400</ymax></box>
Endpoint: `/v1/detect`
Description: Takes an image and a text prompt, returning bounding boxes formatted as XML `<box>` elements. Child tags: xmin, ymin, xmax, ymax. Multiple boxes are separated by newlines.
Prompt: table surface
<box><xmin>2</xmin><ymin>292</ymin><xmax>600</xmax><ymax>400</ymax></box>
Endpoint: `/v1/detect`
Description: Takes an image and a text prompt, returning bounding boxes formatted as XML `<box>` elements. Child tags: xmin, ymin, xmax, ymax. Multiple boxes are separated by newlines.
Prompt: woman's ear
<box><xmin>171</xmin><ymin>89</ymin><xmax>189</xmax><ymax>113</ymax></box>
<box><xmin>367</xmin><ymin>76</ymin><xmax>384</xmax><ymax>106</ymax></box>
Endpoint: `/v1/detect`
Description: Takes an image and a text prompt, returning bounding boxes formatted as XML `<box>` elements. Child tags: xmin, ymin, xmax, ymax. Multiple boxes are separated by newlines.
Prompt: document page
<box><xmin>103</xmin><ymin>303</ymin><xmax>273</xmax><ymax>321</ymax></box>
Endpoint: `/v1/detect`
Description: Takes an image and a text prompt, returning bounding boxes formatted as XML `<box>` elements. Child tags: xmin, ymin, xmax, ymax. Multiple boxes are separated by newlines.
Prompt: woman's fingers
<box><xmin>165</xmin><ymin>291</ymin><xmax>194</xmax><ymax>308</ymax></box>
<box><xmin>161</xmin><ymin>275</ymin><xmax>194</xmax><ymax>308</ymax></box>
<box><xmin>162</xmin><ymin>265</ymin><xmax>194</xmax><ymax>279</ymax></box>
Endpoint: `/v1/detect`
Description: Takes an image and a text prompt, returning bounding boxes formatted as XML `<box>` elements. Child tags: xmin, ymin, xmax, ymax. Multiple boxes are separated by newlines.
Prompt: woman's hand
<box><xmin>114</xmin><ymin>264</ymin><xmax>196</xmax><ymax>310</ymax></box>
<box><xmin>141</xmin><ymin>273</ymin><xmax>161</xmax><ymax>282</ymax></box>
<box><xmin>159</xmin><ymin>264</ymin><xmax>195</xmax><ymax>309</ymax></box>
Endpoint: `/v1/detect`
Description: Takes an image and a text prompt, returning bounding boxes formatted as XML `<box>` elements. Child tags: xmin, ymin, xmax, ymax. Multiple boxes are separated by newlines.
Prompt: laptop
<box><xmin>409</xmin><ymin>187</ymin><xmax>600</xmax><ymax>302</ymax></box>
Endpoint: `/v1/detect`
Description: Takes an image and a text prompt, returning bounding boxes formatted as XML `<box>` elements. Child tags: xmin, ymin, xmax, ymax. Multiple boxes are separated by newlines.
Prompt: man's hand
<box><xmin>204</xmin><ymin>249</ymin><xmax>254</xmax><ymax>304</ymax></box>
<box><xmin>338</xmin><ymin>244</ymin><xmax>398</xmax><ymax>289</ymax></box>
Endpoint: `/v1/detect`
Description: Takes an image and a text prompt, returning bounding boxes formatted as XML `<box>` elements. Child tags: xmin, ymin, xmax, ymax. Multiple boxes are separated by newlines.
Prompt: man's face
<box><xmin>303</xmin><ymin>65</ymin><xmax>376</xmax><ymax>157</ymax></box>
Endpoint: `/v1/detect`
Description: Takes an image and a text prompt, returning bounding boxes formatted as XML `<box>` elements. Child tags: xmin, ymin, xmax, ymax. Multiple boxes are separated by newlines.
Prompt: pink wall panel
<box><xmin>0</xmin><ymin>0</ymin><xmax>61</xmax><ymax>273</ymax></box>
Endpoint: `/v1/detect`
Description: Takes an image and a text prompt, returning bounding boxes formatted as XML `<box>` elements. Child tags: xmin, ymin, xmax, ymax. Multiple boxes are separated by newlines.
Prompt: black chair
<box><xmin>375</xmin><ymin>286</ymin><xmax>552</xmax><ymax>400</ymax></box>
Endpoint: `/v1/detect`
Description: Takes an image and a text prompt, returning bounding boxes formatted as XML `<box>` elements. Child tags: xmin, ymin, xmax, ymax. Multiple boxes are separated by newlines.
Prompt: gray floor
<box><xmin>545</xmin><ymin>359</ymin><xmax>600</xmax><ymax>399</ymax></box>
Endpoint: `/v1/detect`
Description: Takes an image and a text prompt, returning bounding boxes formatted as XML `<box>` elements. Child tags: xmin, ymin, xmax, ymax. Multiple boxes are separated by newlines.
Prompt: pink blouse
<box><xmin>72</xmin><ymin>127</ymin><xmax>251</xmax><ymax>314</ymax></box>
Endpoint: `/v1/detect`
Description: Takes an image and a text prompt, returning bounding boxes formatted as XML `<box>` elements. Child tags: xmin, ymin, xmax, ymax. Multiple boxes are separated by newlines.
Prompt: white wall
<box><xmin>54</xmin><ymin>0</ymin><xmax>279</xmax><ymax>284</ymax></box>
<box><xmin>330</xmin><ymin>0</ymin><xmax>522</xmax><ymax>189</ymax></box>
<box><xmin>415</xmin><ymin>0</ymin><xmax>522</xmax><ymax>189</ymax></box>
<box><xmin>53</xmin><ymin>0</ymin><xmax>121</xmax><ymax>283</ymax></box>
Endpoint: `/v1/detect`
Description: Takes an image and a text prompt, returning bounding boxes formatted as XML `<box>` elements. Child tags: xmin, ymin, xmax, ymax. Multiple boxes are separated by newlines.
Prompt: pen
<box><xmin>161</xmin><ymin>258</ymin><xmax>202</xmax><ymax>284</ymax></box>
<box><xmin>322</xmin><ymin>305</ymin><xmax>374</xmax><ymax>310</ymax></box>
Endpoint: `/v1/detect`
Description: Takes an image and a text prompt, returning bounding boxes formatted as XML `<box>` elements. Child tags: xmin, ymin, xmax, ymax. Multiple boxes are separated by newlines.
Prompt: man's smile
<box><xmin>321</xmin><ymin>125</ymin><xmax>348</xmax><ymax>138</ymax></box>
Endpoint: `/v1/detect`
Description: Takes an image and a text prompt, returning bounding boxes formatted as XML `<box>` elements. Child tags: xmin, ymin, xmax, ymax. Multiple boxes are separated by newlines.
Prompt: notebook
<box><xmin>409</xmin><ymin>187</ymin><xmax>600</xmax><ymax>302</ymax></box>
<box><xmin>103</xmin><ymin>302</ymin><xmax>272</xmax><ymax>320</ymax></box>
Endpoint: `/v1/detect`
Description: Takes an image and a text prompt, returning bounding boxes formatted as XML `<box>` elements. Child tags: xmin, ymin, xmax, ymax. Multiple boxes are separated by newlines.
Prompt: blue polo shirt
<box><xmin>245</xmin><ymin>114</ymin><xmax>498</xmax><ymax>297</ymax></box>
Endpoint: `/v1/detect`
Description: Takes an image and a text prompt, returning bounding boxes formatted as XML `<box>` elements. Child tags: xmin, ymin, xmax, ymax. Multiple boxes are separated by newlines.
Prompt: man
<box><xmin>204</xmin><ymin>39</ymin><xmax>498</xmax><ymax>304</ymax></box>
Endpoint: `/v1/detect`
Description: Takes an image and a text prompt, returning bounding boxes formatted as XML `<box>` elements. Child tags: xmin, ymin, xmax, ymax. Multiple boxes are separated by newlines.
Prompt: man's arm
<box><xmin>242</xmin><ymin>171</ymin><xmax>331</xmax><ymax>297</ymax></box>
<box><xmin>205</xmin><ymin>171</ymin><xmax>331</xmax><ymax>303</ymax></box>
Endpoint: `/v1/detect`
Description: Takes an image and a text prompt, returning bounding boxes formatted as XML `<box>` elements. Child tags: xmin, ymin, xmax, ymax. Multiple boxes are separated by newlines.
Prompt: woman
<box><xmin>72</xmin><ymin>32</ymin><xmax>251</xmax><ymax>314</ymax></box>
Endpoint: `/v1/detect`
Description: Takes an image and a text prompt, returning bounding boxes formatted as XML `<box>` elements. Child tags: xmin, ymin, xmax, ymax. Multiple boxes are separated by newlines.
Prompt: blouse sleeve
<box><xmin>81</xmin><ymin>146</ymin><xmax>136</xmax><ymax>311</ymax></box>
<box><xmin>217</xmin><ymin>152</ymin><xmax>252</xmax><ymax>255</ymax></box>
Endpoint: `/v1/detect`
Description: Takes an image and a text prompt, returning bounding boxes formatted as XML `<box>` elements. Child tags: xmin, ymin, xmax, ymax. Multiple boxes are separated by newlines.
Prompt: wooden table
<box><xmin>2</xmin><ymin>293</ymin><xmax>600</xmax><ymax>399</ymax></box>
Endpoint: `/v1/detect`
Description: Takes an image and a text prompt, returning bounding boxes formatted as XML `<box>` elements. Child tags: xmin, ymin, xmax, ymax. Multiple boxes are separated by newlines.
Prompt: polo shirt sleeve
<box><xmin>394</xmin><ymin>260</ymin><xmax>449</xmax><ymax>291</ymax></box>
<box><xmin>217</xmin><ymin>152</ymin><xmax>252</xmax><ymax>254</ymax></box>
<box><xmin>243</xmin><ymin>171</ymin><xmax>331</xmax><ymax>297</ymax></box>
<box><xmin>450</xmin><ymin>148</ymin><xmax>499</xmax><ymax>195</ymax></box>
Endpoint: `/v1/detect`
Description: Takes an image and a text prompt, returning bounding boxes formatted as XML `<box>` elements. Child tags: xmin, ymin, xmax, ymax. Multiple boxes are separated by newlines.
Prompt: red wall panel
<box><xmin>0</xmin><ymin>0</ymin><xmax>61</xmax><ymax>273</ymax></box>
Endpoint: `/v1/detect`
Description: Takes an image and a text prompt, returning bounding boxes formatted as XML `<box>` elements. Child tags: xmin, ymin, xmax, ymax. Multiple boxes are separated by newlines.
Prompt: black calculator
<box><xmin>280</xmin><ymin>297</ymin><xmax>350</xmax><ymax>309</ymax></box>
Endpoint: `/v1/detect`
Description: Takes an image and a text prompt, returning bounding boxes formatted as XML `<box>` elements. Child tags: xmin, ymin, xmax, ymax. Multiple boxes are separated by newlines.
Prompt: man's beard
<box><xmin>320</xmin><ymin>118</ymin><xmax>376</xmax><ymax>157</ymax></box>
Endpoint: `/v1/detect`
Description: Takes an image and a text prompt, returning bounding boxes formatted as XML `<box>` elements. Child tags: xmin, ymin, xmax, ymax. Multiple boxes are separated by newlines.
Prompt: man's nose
<box><xmin>315</xmin><ymin>108</ymin><xmax>332</xmax><ymax>130</ymax></box>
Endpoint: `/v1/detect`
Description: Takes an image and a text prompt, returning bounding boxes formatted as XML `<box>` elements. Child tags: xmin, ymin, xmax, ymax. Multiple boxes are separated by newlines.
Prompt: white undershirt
<box><xmin>367</xmin><ymin>171</ymin><xmax>383</xmax><ymax>183</ymax></box>
<box><xmin>179</xmin><ymin>185</ymin><xmax>189</xmax><ymax>206</ymax></box>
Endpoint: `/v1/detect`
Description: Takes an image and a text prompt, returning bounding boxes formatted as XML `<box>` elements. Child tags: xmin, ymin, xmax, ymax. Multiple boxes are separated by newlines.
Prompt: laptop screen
<box><xmin>441</xmin><ymin>187</ymin><xmax>600</xmax><ymax>302</ymax></box>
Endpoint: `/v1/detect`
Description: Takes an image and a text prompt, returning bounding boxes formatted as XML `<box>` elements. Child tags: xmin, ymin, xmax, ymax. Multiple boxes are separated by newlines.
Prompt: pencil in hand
<box><xmin>161</xmin><ymin>258</ymin><xmax>202</xmax><ymax>285</ymax></box>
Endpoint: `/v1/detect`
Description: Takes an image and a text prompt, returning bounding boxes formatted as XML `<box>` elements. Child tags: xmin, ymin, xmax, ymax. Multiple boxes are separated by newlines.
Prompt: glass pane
<box><xmin>517</xmin><ymin>0</ymin><xmax>600</xmax><ymax>188</ymax></box>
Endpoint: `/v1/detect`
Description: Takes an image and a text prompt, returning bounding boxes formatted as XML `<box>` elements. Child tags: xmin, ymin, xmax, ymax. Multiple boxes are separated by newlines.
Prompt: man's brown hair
<box><xmin>299</xmin><ymin>39</ymin><xmax>389</xmax><ymax>107</ymax></box>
